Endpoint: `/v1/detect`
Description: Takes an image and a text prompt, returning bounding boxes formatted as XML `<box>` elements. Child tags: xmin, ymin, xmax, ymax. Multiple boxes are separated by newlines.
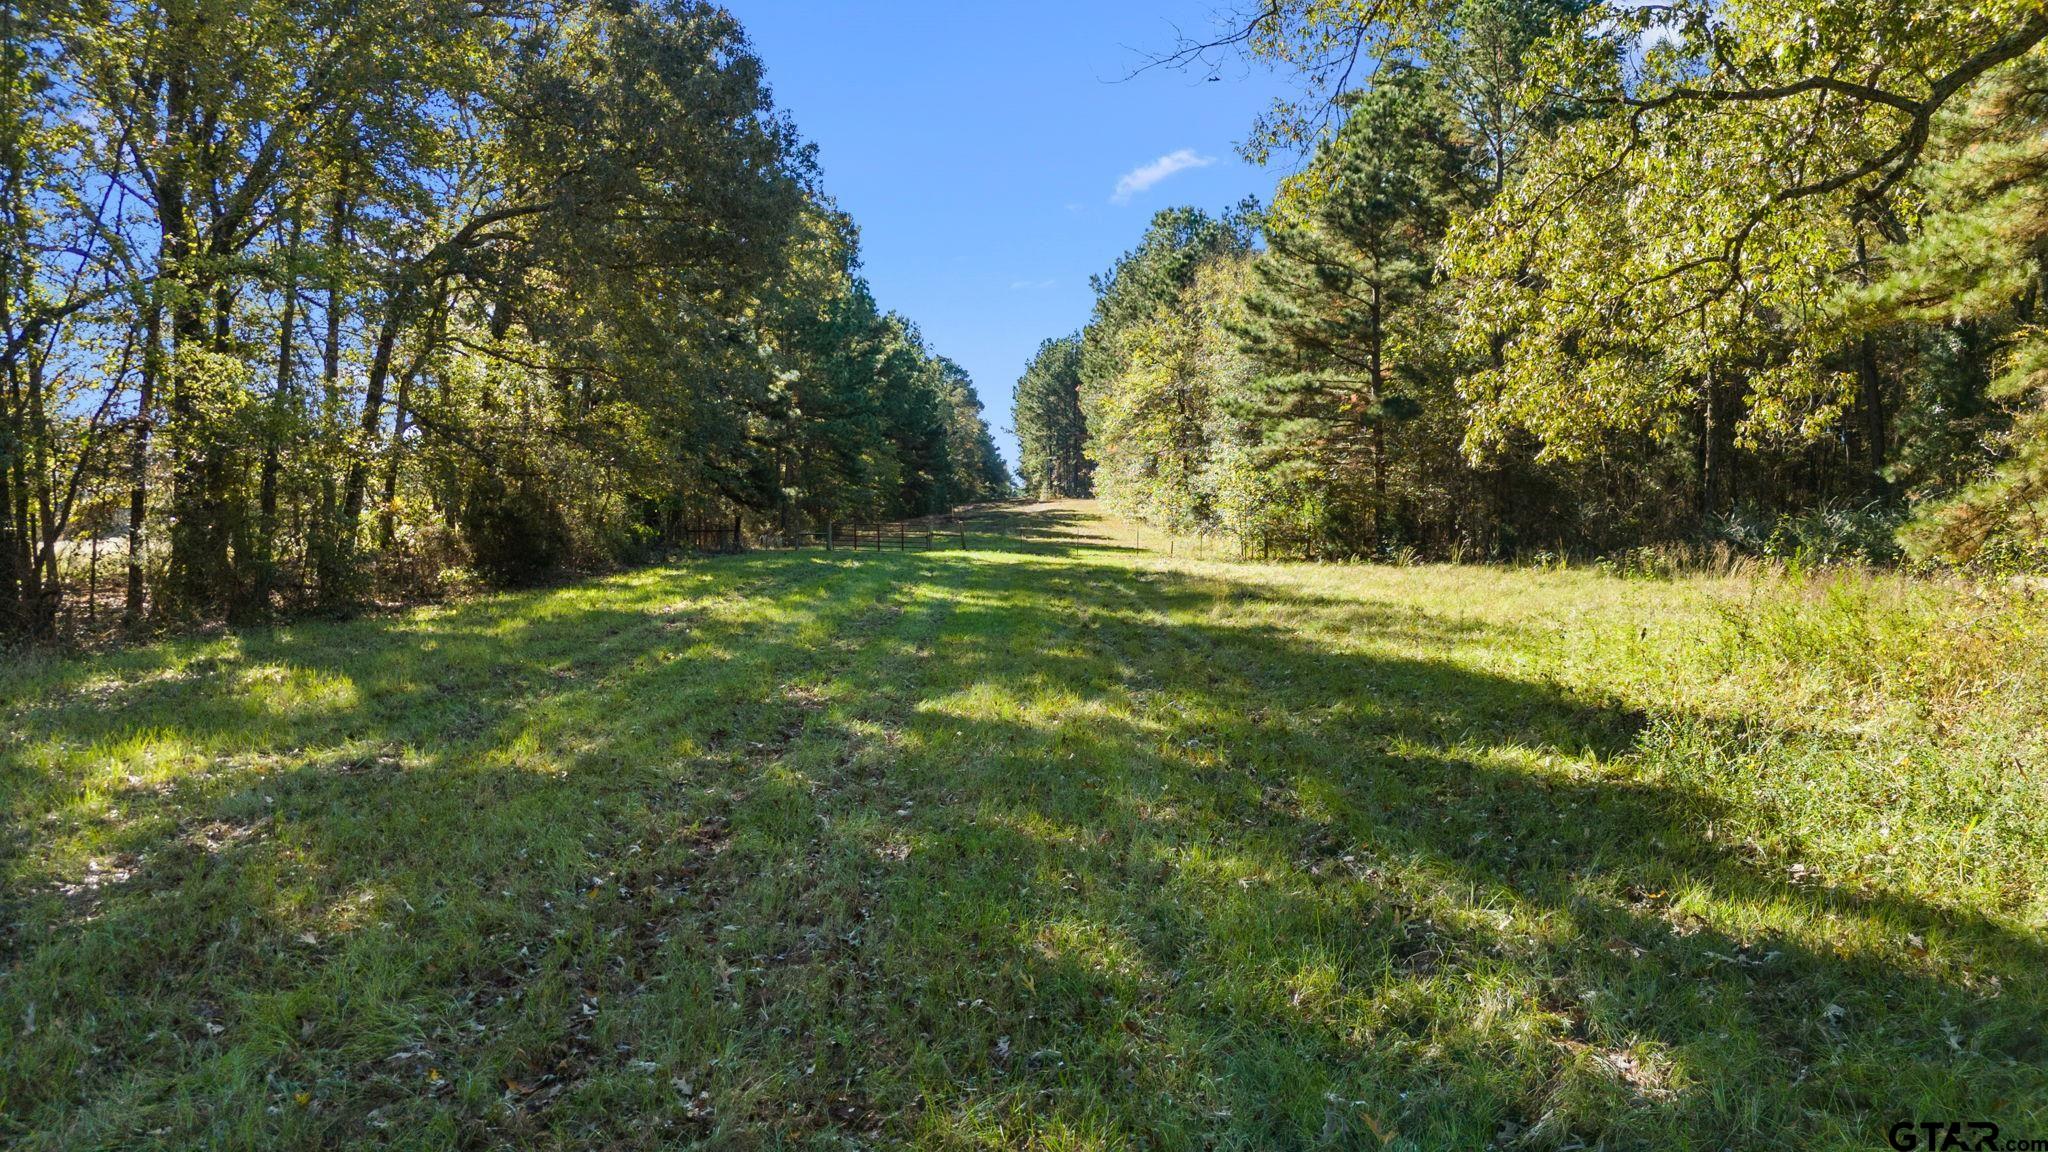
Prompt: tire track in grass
<box><xmin>730</xmin><ymin>541</ymin><xmax>1132</xmax><ymax>1144</ymax></box>
<box><xmin>676</xmin><ymin>547</ymin><xmax>973</xmax><ymax>1142</ymax></box>
<box><xmin>529</xmin><ymin>548</ymin><xmax>963</xmax><ymax>1145</ymax></box>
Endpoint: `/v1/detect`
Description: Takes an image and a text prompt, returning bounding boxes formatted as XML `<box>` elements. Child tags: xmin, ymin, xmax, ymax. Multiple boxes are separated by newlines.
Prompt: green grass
<box><xmin>4</xmin><ymin>502</ymin><xmax>2045</xmax><ymax>1150</ymax></box>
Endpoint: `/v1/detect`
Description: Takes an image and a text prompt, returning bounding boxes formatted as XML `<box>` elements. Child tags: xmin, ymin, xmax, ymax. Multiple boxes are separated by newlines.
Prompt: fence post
<box><xmin>732</xmin><ymin>514</ymin><xmax>742</xmax><ymax>553</ymax></box>
<box><xmin>826</xmin><ymin>521</ymin><xmax>834</xmax><ymax>551</ymax></box>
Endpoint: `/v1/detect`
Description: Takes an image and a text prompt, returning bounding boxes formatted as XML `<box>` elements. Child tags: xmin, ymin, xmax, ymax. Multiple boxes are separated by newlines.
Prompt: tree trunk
<box><xmin>2</xmin><ymin>375</ymin><xmax>27</xmax><ymax>638</ymax></box>
<box><xmin>342</xmin><ymin>302</ymin><xmax>401</xmax><ymax>542</ymax></box>
<box><xmin>9</xmin><ymin>447</ymin><xmax>31</xmax><ymax>635</ymax></box>
<box><xmin>1371</xmin><ymin>425</ymin><xmax>1387</xmax><ymax>554</ymax></box>
<box><xmin>247</xmin><ymin>213</ymin><xmax>301</xmax><ymax>617</ymax></box>
<box><xmin>0</xmin><ymin>118</ymin><xmax>18</xmax><ymax>635</ymax></box>
<box><xmin>159</xmin><ymin>59</ymin><xmax>229</xmax><ymax>619</ymax></box>
<box><xmin>165</xmin><ymin>276</ymin><xmax>237</xmax><ymax>617</ymax></box>
<box><xmin>1700</xmin><ymin>363</ymin><xmax>1725</xmax><ymax>518</ymax></box>
<box><xmin>25</xmin><ymin>351</ymin><xmax>57</xmax><ymax>638</ymax></box>
<box><xmin>1858</xmin><ymin>333</ymin><xmax>1887</xmax><ymax>488</ymax></box>
<box><xmin>376</xmin><ymin>360</ymin><xmax>413</xmax><ymax>549</ymax></box>
<box><xmin>1853</xmin><ymin>235</ymin><xmax>1889</xmax><ymax>490</ymax></box>
<box><xmin>125</xmin><ymin>303</ymin><xmax>159</xmax><ymax>630</ymax></box>
<box><xmin>0</xmin><ymin>359</ymin><xmax>18</xmax><ymax>635</ymax></box>
<box><xmin>313</xmin><ymin>176</ymin><xmax>352</xmax><ymax>603</ymax></box>
<box><xmin>1368</xmin><ymin>282</ymin><xmax>1386</xmax><ymax>552</ymax></box>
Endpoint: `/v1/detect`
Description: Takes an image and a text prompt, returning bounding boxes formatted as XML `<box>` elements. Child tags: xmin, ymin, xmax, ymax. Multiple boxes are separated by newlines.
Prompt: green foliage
<box><xmin>1056</xmin><ymin>0</ymin><xmax>2048</xmax><ymax>568</ymax></box>
<box><xmin>933</xmin><ymin>356</ymin><xmax>1015</xmax><ymax>505</ymax></box>
<box><xmin>1714</xmin><ymin>501</ymin><xmax>1908</xmax><ymax>567</ymax></box>
<box><xmin>1012</xmin><ymin>334</ymin><xmax>1092</xmax><ymax>499</ymax></box>
<box><xmin>1236</xmin><ymin>67</ymin><xmax>1474</xmax><ymax>553</ymax></box>
<box><xmin>1076</xmin><ymin>207</ymin><xmax>1254</xmax><ymax>531</ymax></box>
<box><xmin>1857</xmin><ymin>58</ymin><xmax>2048</xmax><ymax>567</ymax></box>
<box><xmin>6</xmin><ymin>0</ymin><xmax>1006</xmax><ymax>637</ymax></box>
<box><xmin>1438</xmin><ymin>0</ymin><xmax>2047</xmax><ymax>535</ymax></box>
<box><xmin>1069</xmin><ymin>0</ymin><xmax>1603</xmax><ymax>560</ymax></box>
<box><xmin>459</xmin><ymin>474</ymin><xmax>570</xmax><ymax>587</ymax></box>
<box><xmin>757</xmin><ymin>232</ymin><xmax>1004</xmax><ymax>529</ymax></box>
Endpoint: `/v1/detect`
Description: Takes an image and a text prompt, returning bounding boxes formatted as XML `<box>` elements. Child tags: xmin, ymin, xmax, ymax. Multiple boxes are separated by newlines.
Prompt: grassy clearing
<box><xmin>4</xmin><ymin>502</ymin><xmax>2045</xmax><ymax>1150</ymax></box>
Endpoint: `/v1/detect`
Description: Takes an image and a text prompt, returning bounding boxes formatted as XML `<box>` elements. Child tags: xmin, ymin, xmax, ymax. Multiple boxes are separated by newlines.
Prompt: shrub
<box><xmin>459</xmin><ymin>477</ymin><xmax>570</xmax><ymax>587</ymax></box>
<box><xmin>1713</xmin><ymin>500</ymin><xmax>1906</xmax><ymax>567</ymax></box>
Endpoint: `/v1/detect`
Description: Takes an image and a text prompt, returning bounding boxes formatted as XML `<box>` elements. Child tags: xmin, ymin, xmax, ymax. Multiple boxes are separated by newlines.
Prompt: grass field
<box><xmin>4</xmin><ymin>502</ymin><xmax>2046</xmax><ymax>1150</ymax></box>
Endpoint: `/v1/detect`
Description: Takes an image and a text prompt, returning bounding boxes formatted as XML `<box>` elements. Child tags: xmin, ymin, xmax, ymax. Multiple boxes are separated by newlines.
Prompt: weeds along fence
<box><xmin>678</xmin><ymin>519</ymin><xmax>971</xmax><ymax>554</ymax></box>
<box><xmin>675</xmin><ymin>524</ymin><xmax>746</xmax><ymax>553</ymax></box>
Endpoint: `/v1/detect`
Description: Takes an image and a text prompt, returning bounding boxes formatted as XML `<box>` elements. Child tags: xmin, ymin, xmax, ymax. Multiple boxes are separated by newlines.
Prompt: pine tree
<box><xmin>1013</xmin><ymin>335</ymin><xmax>1091</xmax><ymax>499</ymax></box>
<box><xmin>1235</xmin><ymin>68</ymin><xmax>1472</xmax><ymax>552</ymax></box>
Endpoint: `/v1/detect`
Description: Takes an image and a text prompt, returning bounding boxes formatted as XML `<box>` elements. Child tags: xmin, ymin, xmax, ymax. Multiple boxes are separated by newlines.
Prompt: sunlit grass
<box><xmin>3</xmin><ymin>502</ymin><xmax>2044</xmax><ymax>1149</ymax></box>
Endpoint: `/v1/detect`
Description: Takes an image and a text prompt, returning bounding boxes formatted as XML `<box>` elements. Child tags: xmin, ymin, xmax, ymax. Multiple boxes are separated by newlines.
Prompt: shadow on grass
<box><xmin>1</xmin><ymin>510</ymin><xmax>2040</xmax><ymax>1149</ymax></box>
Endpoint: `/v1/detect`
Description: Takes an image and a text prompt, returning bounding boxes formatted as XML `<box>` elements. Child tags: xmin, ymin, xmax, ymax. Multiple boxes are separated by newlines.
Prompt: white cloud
<box><xmin>1111</xmin><ymin>149</ymin><xmax>1215</xmax><ymax>204</ymax></box>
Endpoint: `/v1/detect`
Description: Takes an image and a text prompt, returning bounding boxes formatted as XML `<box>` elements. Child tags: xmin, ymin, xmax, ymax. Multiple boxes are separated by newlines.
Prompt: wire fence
<box><xmin>680</xmin><ymin>518</ymin><xmax>972</xmax><ymax>554</ymax></box>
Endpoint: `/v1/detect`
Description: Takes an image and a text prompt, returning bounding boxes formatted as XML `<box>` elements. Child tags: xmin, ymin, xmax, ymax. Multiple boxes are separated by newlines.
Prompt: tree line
<box><xmin>1013</xmin><ymin>0</ymin><xmax>2048</xmax><ymax>569</ymax></box>
<box><xmin>1</xmin><ymin>0</ymin><xmax>1010</xmax><ymax>643</ymax></box>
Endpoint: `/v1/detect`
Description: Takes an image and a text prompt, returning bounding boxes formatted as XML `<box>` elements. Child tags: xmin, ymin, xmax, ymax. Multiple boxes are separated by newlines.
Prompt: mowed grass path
<box><xmin>4</xmin><ymin>503</ymin><xmax>2046</xmax><ymax>1149</ymax></box>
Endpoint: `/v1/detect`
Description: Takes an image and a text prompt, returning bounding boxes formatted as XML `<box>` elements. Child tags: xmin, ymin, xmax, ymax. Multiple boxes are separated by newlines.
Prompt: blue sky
<box><xmin>728</xmin><ymin>1</ymin><xmax>1296</xmax><ymax>472</ymax></box>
